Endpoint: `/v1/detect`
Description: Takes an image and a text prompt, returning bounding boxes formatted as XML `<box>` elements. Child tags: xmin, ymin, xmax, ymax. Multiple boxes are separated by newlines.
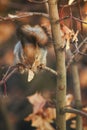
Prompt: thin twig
<box><xmin>0</xmin><ymin>68</ymin><xmax>18</xmax><ymax>86</ymax></box>
<box><xmin>56</xmin><ymin>16</ymin><xmax>70</xmax><ymax>23</ymax></box>
<box><xmin>66</xmin><ymin>37</ymin><xmax>87</xmax><ymax>69</ymax></box>
<box><xmin>37</xmin><ymin>64</ymin><xmax>57</xmax><ymax>76</ymax></box>
<box><xmin>2</xmin><ymin>66</ymin><xmax>16</xmax><ymax>80</ymax></box>
<box><xmin>78</xmin><ymin>51</ymin><xmax>87</xmax><ymax>56</ymax></box>
<box><xmin>41</xmin><ymin>66</ymin><xmax>57</xmax><ymax>76</ymax></box>
<box><xmin>74</xmin><ymin>44</ymin><xmax>87</xmax><ymax>62</ymax></box>
<box><xmin>2</xmin><ymin>66</ymin><xmax>11</xmax><ymax>80</ymax></box>
<box><xmin>59</xmin><ymin>2</ymin><xmax>78</xmax><ymax>8</ymax></box>
<box><xmin>74</xmin><ymin>37</ymin><xmax>87</xmax><ymax>53</ymax></box>
<box><xmin>72</xmin><ymin>16</ymin><xmax>87</xmax><ymax>24</ymax></box>
<box><xmin>28</xmin><ymin>0</ymin><xmax>48</xmax><ymax>4</ymax></box>
<box><xmin>0</xmin><ymin>63</ymin><xmax>28</xmax><ymax>86</ymax></box>
<box><xmin>63</xmin><ymin>107</ymin><xmax>87</xmax><ymax>118</ymax></box>
<box><xmin>55</xmin><ymin>15</ymin><xmax>87</xmax><ymax>25</ymax></box>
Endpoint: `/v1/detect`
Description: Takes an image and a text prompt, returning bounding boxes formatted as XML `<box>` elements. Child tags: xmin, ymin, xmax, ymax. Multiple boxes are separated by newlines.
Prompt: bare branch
<box><xmin>0</xmin><ymin>12</ymin><xmax>49</xmax><ymax>22</ymax></box>
<box><xmin>78</xmin><ymin>51</ymin><xmax>87</xmax><ymax>56</ymax></box>
<box><xmin>59</xmin><ymin>1</ymin><xmax>78</xmax><ymax>8</ymax></box>
<box><xmin>38</xmin><ymin>65</ymin><xmax>57</xmax><ymax>76</ymax></box>
<box><xmin>28</xmin><ymin>0</ymin><xmax>48</xmax><ymax>4</ymax></box>
<box><xmin>43</xmin><ymin>66</ymin><xmax>57</xmax><ymax>76</ymax></box>
<box><xmin>63</xmin><ymin>107</ymin><xmax>87</xmax><ymax>118</ymax></box>
<box><xmin>56</xmin><ymin>16</ymin><xmax>70</xmax><ymax>23</ymax></box>
<box><xmin>74</xmin><ymin>44</ymin><xmax>87</xmax><ymax>62</ymax></box>
<box><xmin>0</xmin><ymin>63</ymin><xmax>57</xmax><ymax>87</ymax></box>
<box><xmin>0</xmin><ymin>67</ymin><xmax>18</xmax><ymax>86</ymax></box>
<box><xmin>72</xmin><ymin>16</ymin><xmax>87</xmax><ymax>24</ymax></box>
<box><xmin>66</xmin><ymin>37</ymin><xmax>87</xmax><ymax>69</ymax></box>
<box><xmin>71</xmin><ymin>62</ymin><xmax>83</xmax><ymax>130</ymax></box>
<box><xmin>0</xmin><ymin>63</ymin><xmax>29</xmax><ymax>86</ymax></box>
<box><xmin>0</xmin><ymin>11</ymin><xmax>87</xmax><ymax>29</ymax></box>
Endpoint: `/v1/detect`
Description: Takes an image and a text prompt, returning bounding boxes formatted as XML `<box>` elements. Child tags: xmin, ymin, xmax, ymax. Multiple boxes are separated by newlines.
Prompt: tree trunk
<box><xmin>71</xmin><ymin>63</ymin><xmax>83</xmax><ymax>130</ymax></box>
<box><xmin>48</xmin><ymin>1</ymin><xmax>66</xmax><ymax>130</ymax></box>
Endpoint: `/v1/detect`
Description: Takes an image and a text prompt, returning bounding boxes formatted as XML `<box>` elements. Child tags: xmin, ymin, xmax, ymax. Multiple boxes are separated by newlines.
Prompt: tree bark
<box><xmin>48</xmin><ymin>0</ymin><xmax>66</xmax><ymax>130</ymax></box>
<box><xmin>71</xmin><ymin>63</ymin><xmax>83</xmax><ymax>130</ymax></box>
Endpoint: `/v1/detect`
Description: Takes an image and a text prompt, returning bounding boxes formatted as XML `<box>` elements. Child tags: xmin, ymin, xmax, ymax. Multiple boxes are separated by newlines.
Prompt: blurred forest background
<box><xmin>0</xmin><ymin>0</ymin><xmax>87</xmax><ymax>130</ymax></box>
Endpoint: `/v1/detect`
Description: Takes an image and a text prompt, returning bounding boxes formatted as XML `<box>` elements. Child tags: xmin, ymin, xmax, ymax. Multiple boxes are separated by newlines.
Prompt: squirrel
<box><xmin>14</xmin><ymin>24</ymin><xmax>51</xmax><ymax>81</ymax></box>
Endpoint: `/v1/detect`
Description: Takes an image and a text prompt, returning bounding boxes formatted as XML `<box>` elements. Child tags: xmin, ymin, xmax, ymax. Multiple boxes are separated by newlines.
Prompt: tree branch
<box><xmin>28</xmin><ymin>0</ymin><xmax>48</xmax><ymax>4</ymax></box>
<box><xmin>63</xmin><ymin>107</ymin><xmax>87</xmax><ymax>118</ymax></box>
<box><xmin>0</xmin><ymin>12</ymin><xmax>49</xmax><ymax>22</ymax></box>
<box><xmin>0</xmin><ymin>63</ymin><xmax>57</xmax><ymax>87</ymax></box>
<box><xmin>66</xmin><ymin>37</ymin><xmax>87</xmax><ymax>69</ymax></box>
<box><xmin>59</xmin><ymin>1</ymin><xmax>79</xmax><ymax>8</ymax></box>
<box><xmin>48</xmin><ymin>0</ymin><xmax>66</xmax><ymax>130</ymax></box>
<box><xmin>38</xmin><ymin>65</ymin><xmax>57</xmax><ymax>76</ymax></box>
<box><xmin>0</xmin><ymin>11</ymin><xmax>87</xmax><ymax>31</ymax></box>
<box><xmin>71</xmin><ymin>62</ymin><xmax>83</xmax><ymax>130</ymax></box>
<box><xmin>72</xmin><ymin>16</ymin><xmax>87</xmax><ymax>24</ymax></box>
<box><xmin>0</xmin><ymin>67</ymin><xmax>18</xmax><ymax>86</ymax></box>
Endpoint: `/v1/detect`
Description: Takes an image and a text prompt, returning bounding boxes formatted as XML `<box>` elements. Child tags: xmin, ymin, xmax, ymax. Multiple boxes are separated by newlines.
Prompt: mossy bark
<box><xmin>48</xmin><ymin>0</ymin><xmax>66</xmax><ymax>130</ymax></box>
